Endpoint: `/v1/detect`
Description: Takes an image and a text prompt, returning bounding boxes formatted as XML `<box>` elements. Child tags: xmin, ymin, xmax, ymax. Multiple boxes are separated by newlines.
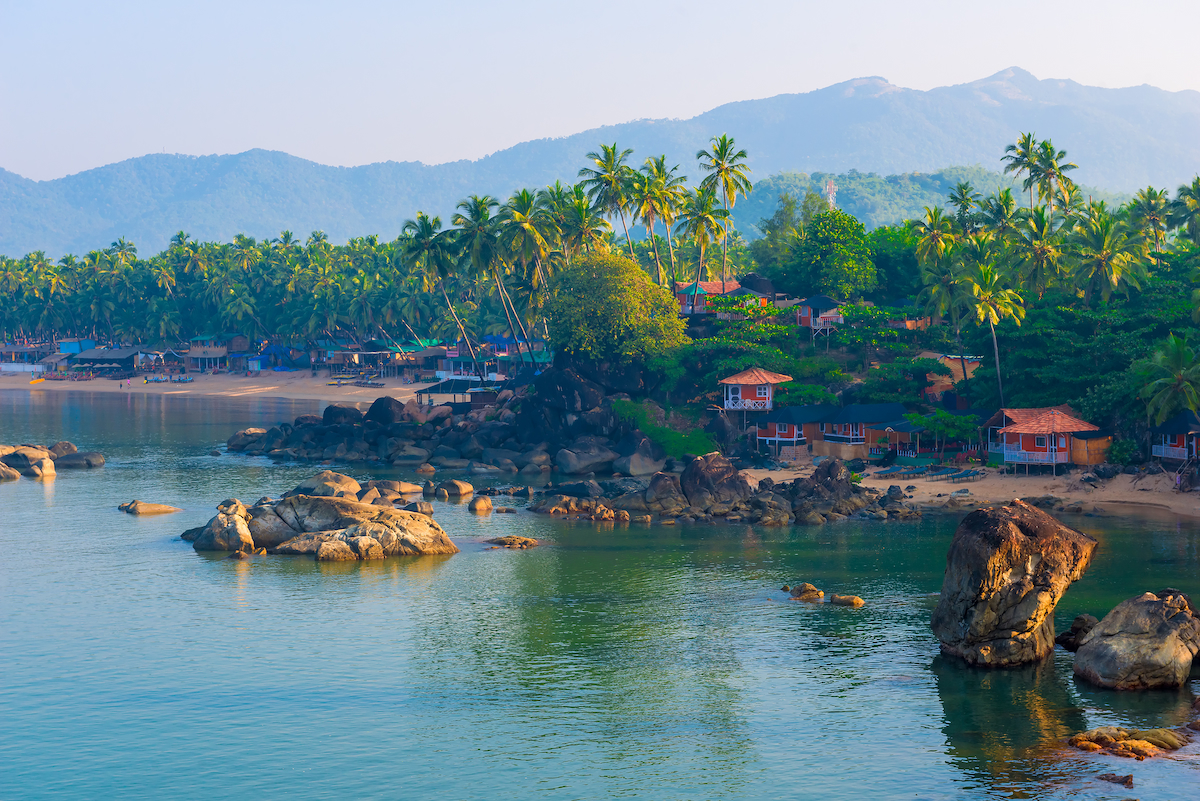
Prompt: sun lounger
<box><xmin>951</xmin><ymin>470</ymin><xmax>981</xmax><ymax>483</ymax></box>
<box><xmin>927</xmin><ymin>468</ymin><xmax>959</xmax><ymax>479</ymax></box>
<box><xmin>897</xmin><ymin>467</ymin><xmax>928</xmax><ymax>478</ymax></box>
<box><xmin>871</xmin><ymin>466</ymin><xmax>903</xmax><ymax>476</ymax></box>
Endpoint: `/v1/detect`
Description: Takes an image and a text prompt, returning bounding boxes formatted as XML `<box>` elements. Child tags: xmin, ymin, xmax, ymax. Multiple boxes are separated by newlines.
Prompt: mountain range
<box><xmin>3</xmin><ymin>67</ymin><xmax>1198</xmax><ymax>258</ymax></box>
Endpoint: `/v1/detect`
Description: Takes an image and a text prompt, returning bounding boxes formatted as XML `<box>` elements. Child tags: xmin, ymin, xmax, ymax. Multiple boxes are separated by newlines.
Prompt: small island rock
<box><xmin>1074</xmin><ymin>589</ymin><xmax>1200</xmax><ymax>689</ymax></box>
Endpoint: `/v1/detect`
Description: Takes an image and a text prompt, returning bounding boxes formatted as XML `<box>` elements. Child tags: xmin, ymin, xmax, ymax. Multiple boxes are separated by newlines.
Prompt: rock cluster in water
<box><xmin>931</xmin><ymin>499</ymin><xmax>1098</xmax><ymax>667</ymax></box>
<box><xmin>222</xmin><ymin>369</ymin><xmax>674</xmax><ymax>479</ymax></box>
<box><xmin>0</xmin><ymin>441</ymin><xmax>105</xmax><ymax>480</ymax></box>
<box><xmin>781</xmin><ymin>582</ymin><xmax>865</xmax><ymax>607</ymax></box>
<box><xmin>529</xmin><ymin>454</ymin><xmax>920</xmax><ymax>526</ymax></box>
<box><xmin>1068</xmin><ymin>726</ymin><xmax>1189</xmax><ymax>760</ymax></box>
<box><xmin>181</xmin><ymin>470</ymin><xmax>458</xmax><ymax>561</ymax></box>
<box><xmin>1073</xmin><ymin>589</ymin><xmax>1199</xmax><ymax>689</ymax></box>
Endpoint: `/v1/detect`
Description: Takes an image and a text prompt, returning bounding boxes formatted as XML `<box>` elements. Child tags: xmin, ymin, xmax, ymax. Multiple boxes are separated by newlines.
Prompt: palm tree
<box><xmin>1069</xmin><ymin>209</ymin><xmax>1147</xmax><ymax>306</ymax></box>
<box><xmin>910</xmin><ymin>206</ymin><xmax>958</xmax><ymax>266</ymax></box>
<box><xmin>1002</xmin><ymin>132</ymin><xmax>1040</xmax><ymax>209</ymax></box>
<box><xmin>578</xmin><ymin>144</ymin><xmax>637</xmax><ymax>259</ymax></box>
<box><xmin>1169</xmin><ymin>177</ymin><xmax>1200</xmax><ymax>246</ymax></box>
<box><xmin>917</xmin><ymin>257</ymin><xmax>974</xmax><ymax>403</ymax></box>
<box><xmin>696</xmin><ymin>134</ymin><xmax>752</xmax><ymax>292</ymax></box>
<box><xmin>1136</xmin><ymin>333</ymin><xmax>1200</xmax><ymax>425</ymax></box>
<box><xmin>947</xmin><ymin>182</ymin><xmax>981</xmax><ymax>233</ymax></box>
<box><xmin>402</xmin><ymin>212</ymin><xmax>482</xmax><ymax>377</ymax></box>
<box><xmin>627</xmin><ymin>170</ymin><xmax>666</xmax><ymax>284</ymax></box>
<box><xmin>674</xmin><ymin>186</ymin><xmax>728</xmax><ymax>312</ymax></box>
<box><xmin>964</xmin><ymin>263</ymin><xmax>1025</xmax><ymax>407</ymax></box>
<box><xmin>978</xmin><ymin>189</ymin><xmax>1022</xmax><ymax>241</ymax></box>
<box><xmin>1033</xmin><ymin>139</ymin><xmax>1078</xmax><ymax>224</ymax></box>
<box><xmin>643</xmin><ymin>156</ymin><xmax>688</xmax><ymax>279</ymax></box>
<box><xmin>1010</xmin><ymin>207</ymin><xmax>1063</xmax><ymax>298</ymax></box>
<box><xmin>1129</xmin><ymin>187</ymin><xmax>1170</xmax><ymax>264</ymax></box>
<box><xmin>558</xmin><ymin>185</ymin><xmax>612</xmax><ymax>262</ymax></box>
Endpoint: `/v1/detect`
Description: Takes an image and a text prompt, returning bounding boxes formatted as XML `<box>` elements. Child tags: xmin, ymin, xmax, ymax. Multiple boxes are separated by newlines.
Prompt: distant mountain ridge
<box><xmin>3</xmin><ymin>67</ymin><xmax>1198</xmax><ymax>257</ymax></box>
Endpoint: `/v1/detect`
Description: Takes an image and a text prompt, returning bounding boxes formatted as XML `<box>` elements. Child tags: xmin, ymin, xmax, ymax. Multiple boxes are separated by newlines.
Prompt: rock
<box><xmin>486</xmin><ymin>536</ymin><xmax>538</xmax><ymax>549</ymax></box>
<box><xmin>1074</xmin><ymin>589</ymin><xmax>1200</xmax><ymax>689</ymax></box>
<box><xmin>347</xmin><ymin>535</ymin><xmax>384</xmax><ymax>560</ymax></box>
<box><xmin>403</xmin><ymin>501</ymin><xmax>434</xmax><ymax>516</ymax></box>
<box><xmin>316</xmin><ymin>539</ymin><xmax>358</xmax><ymax>561</ymax></box>
<box><xmin>680</xmin><ymin>452</ymin><xmax>753</xmax><ymax>509</ymax></box>
<box><xmin>364</xmin><ymin>396</ymin><xmax>406</xmax><ymax>426</ymax></box>
<box><xmin>322</xmin><ymin>404</ymin><xmax>364</xmax><ymax>426</ymax></box>
<box><xmin>48</xmin><ymin>441</ymin><xmax>77</xmax><ymax>458</ymax></box>
<box><xmin>357</xmin><ymin>486</ymin><xmax>381</xmax><ymax>504</ymax></box>
<box><xmin>416</xmin><ymin>462</ymin><xmax>435</xmax><ymax>474</ymax></box>
<box><xmin>438</xmin><ymin>479</ymin><xmax>474</xmax><ymax>497</ymax></box>
<box><xmin>53</xmin><ymin>452</ymin><xmax>105</xmax><ymax>468</ymax></box>
<box><xmin>391</xmin><ymin>445</ymin><xmax>432</xmax><ymax>463</ymax></box>
<box><xmin>831</xmin><ymin>594</ymin><xmax>865</xmax><ymax>607</ymax></box>
<box><xmin>468</xmin><ymin>496</ymin><xmax>493</xmax><ymax>515</ymax></box>
<box><xmin>1143</xmin><ymin>462</ymin><xmax>1164</xmax><ymax>475</ymax></box>
<box><xmin>797</xmin><ymin>511</ymin><xmax>826</xmax><ymax>525</ymax></box>
<box><xmin>245</xmin><ymin>506</ymin><xmax>300</xmax><ymax>548</ymax></box>
<box><xmin>0</xmin><ymin>463</ymin><xmax>19</xmax><ymax>481</ymax></box>
<box><xmin>554</xmin><ymin>480</ymin><xmax>605</xmax><ymax>498</ymax></box>
<box><xmin>226</xmin><ymin>428</ymin><xmax>266</xmax><ymax>450</ymax></box>
<box><xmin>1096</xmin><ymin>773</ymin><xmax>1134</xmax><ymax>789</ymax></box>
<box><xmin>790</xmin><ymin>583</ymin><xmax>824</xmax><ymax>601</ymax></box>
<box><xmin>393</xmin><ymin>481</ymin><xmax>423</xmax><ymax>495</ymax></box>
<box><xmin>931</xmin><ymin>499</ymin><xmax>1098</xmax><ymax>667</ymax></box>
<box><xmin>613</xmin><ymin>452</ymin><xmax>667</xmax><ymax>476</ymax></box>
<box><xmin>887</xmin><ymin>485</ymin><xmax>904</xmax><ymax>499</ymax></box>
<box><xmin>289</xmin><ymin>470</ymin><xmax>362</xmax><ymax>498</ymax></box>
<box><xmin>644</xmin><ymin>472</ymin><xmax>688</xmax><ymax>517</ymax></box>
<box><xmin>555</xmin><ymin>444</ymin><xmax>619</xmax><ymax>475</ymax></box>
<box><xmin>193</xmin><ymin>513</ymin><xmax>255</xmax><ymax>553</ymax></box>
<box><xmin>1093</xmin><ymin>463</ymin><xmax>1122</xmax><ymax>480</ymax></box>
<box><xmin>1054</xmin><ymin>614</ymin><xmax>1099</xmax><ymax>652</ymax></box>
<box><xmin>533</xmin><ymin>367</ymin><xmax>605</xmax><ymax>412</ymax></box>
<box><xmin>24</xmin><ymin>457</ymin><xmax>55</xmax><ymax>478</ymax></box>
<box><xmin>1069</xmin><ymin>726</ymin><xmax>1188</xmax><ymax>759</ymax></box>
<box><xmin>120</xmin><ymin>500</ymin><xmax>182</xmax><ymax>515</ymax></box>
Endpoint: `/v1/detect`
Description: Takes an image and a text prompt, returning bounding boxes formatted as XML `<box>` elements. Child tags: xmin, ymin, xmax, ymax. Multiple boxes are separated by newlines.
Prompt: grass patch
<box><xmin>611</xmin><ymin>399</ymin><xmax>719</xmax><ymax>459</ymax></box>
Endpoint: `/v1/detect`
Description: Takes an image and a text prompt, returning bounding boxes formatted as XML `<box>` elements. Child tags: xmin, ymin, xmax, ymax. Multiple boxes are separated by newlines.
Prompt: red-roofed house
<box><xmin>983</xmin><ymin>406</ymin><xmax>1107</xmax><ymax>472</ymax></box>
<box><xmin>718</xmin><ymin>368</ymin><xmax>792</xmax><ymax>411</ymax></box>
<box><xmin>674</xmin><ymin>280</ymin><xmax>742</xmax><ymax>314</ymax></box>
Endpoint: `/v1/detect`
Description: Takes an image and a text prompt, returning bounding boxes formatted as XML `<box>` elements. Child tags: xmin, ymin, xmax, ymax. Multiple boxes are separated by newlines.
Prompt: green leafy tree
<box><xmin>787</xmin><ymin>210</ymin><xmax>877</xmax><ymax>298</ymax></box>
<box><xmin>544</xmin><ymin>253</ymin><xmax>688</xmax><ymax>362</ymax></box>
<box><xmin>857</xmin><ymin>357</ymin><xmax>949</xmax><ymax>405</ymax></box>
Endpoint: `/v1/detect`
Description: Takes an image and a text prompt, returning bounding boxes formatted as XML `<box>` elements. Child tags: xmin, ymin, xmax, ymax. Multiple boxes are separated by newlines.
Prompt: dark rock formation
<box><xmin>533</xmin><ymin>367</ymin><xmax>605</xmax><ymax>413</ymax></box>
<box><xmin>931</xmin><ymin>499</ymin><xmax>1097</xmax><ymax>667</ymax></box>
<box><xmin>323</xmin><ymin>404</ymin><xmax>364</xmax><ymax>426</ymax></box>
<box><xmin>680</xmin><ymin>452</ymin><xmax>753</xmax><ymax>509</ymax></box>
<box><xmin>1074</xmin><ymin>589</ymin><xmax>1200</xmax><ymax>689</ymax></box>
<box><xmin>1054</xmin><ymin>614</ymin><xmax>1098</xmax><ymax>652</ymax></box>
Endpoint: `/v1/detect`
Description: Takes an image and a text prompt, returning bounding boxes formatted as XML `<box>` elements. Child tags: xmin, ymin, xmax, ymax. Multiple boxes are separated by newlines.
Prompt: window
<box><xmin>729</xmin><ymin>385</ymin><xmax>740</xmax><ymax>398</ymax></box>
<box><xmin>819</xmin><ymin>423</ymin><xmax>826</xmax><ymax>433</ymax></box>
<box><xmin>1058</xmin><ymin>437</ymin><xmax>1066</xmax><ymax>448</ymax></box>
<box><xmin>779</xmin><ymin>424</ymin><xmax>790</xmax><ymax>436</ymax></box>
<box><xmin>1035</xmin><ymin>436</ymin><xmax>1047</xmax><ymax>448</ymax></box>
<box><xmin>757</xmin><ymin>385</ymin><xmax>769</xmax><ymax>398</ymax></box>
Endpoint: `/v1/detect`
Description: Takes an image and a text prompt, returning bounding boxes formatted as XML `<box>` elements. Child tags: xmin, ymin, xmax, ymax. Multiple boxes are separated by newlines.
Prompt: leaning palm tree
<box><xmin>1136</xmin><ymin>333</ymin><xmax>1200</xmax><ymax>425</ymax></box>
<box><xmin>1002</xmin><ymin>132</ymin><xmax>1040</xmax><ymax>209</ymax></box>
<box><xmin>578</xmin><ymin>143</ymin><xmax>637</xmax><ymax>259</ymax></box>
<box><xmin>402</xmin><ymin>212</ymin><xmax>482</xmax><ymax>377</ymax></box>
<box><xmin>627</xmin><ymin>170</ymin><xmax>666</xmax><ymax>284</ymax></box>
<box><xmin>674</xmin><ymin>185</ymin><xmax>729</xmax><ymax>311</ymax></box>
<box><xmin>964</xmin><ymin>263</ymin><xmax>1025</xmax><ymax>407</ymax></box>
<box><xmin>696</xmin><ymin>134</ymin><xmax>752</xmax><ymax>292</ymax></box>
<box><xmin>1169</xmin><ymin>177</ymin><xmax>1200</xmax><ymax>246</ymax></box>
<box><xmin>642</xmin><ymin>156</ymin><xmax>688</xmax><ymax>278</ymax></box>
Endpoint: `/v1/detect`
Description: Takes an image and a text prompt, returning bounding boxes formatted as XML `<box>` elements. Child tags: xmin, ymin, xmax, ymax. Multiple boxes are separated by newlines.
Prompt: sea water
<box><xmin>1</xmin><ymin>390</ymin><xmax>1197</xmax><ymax>800</ymax></box>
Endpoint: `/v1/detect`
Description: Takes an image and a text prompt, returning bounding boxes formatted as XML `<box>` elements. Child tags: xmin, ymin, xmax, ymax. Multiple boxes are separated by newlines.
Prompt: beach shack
<box><xmin>811</xmin><ymin>403</ymin><xmax>907</xmax><ymax>461</ymax></box>
<box><xmin>674</xmin><ymin>279</ymin><xmax>742</xmax><ymax>315</ymax></box>
<box><xmin>718</xmin><ymin>368</ymin><xmax>792</xmax><ymax>412</ymax></box>
<box><xmin>794</xmin><ymin>295</ymin><xmax>844</xmax><ymax>339</ymax></box>
<box><xmin>1150</xmin><ymin>410</ymin><xmax>1200</xmax><ymax>462</ymax></box>
<box><xmin>756</xmin><ymin>404</ymin><xmax>839</xmax><ymax>458</ymax></box>
<box><xmin>985</xmin><ymin>407</ymin><xmax>1102</xmax><ymax>473</ymax></box>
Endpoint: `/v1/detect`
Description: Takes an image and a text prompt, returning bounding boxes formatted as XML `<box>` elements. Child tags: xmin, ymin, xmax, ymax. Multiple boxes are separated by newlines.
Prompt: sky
<box><xmin>2</xmin><ymin>0</ymin><xmax>1199</xmax><ymax>181</ymax></box>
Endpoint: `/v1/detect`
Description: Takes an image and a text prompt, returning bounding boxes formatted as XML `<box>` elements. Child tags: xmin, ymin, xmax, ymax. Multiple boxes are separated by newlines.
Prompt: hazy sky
<box><xmin>3</xmin><ymin>0</ymin><xmax>1198</xmax><ymax>181</ymax></box>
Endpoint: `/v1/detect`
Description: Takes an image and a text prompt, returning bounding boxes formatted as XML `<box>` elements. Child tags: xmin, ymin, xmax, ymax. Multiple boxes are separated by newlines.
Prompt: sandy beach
<box><xmin>745</xmin><ymin>459</ymin><xmax>1200</xmax><ymax>521</ymax></box>
<box><xmin>0</xmin><ymin>372</ymin><xmax>433</xmax><ymax>406</ymax></box>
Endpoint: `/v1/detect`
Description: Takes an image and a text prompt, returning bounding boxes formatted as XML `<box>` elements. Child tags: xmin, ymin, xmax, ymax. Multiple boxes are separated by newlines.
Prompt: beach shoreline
<box><xmin>0</xmin><ymin>372</ymin><xmax>434</xmax><ymax>406</ymax></box>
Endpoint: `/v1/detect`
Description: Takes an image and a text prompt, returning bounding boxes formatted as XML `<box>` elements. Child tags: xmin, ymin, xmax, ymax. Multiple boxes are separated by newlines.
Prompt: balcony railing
<box><xmin>987</xmin><ymin>441</ymin><xmax>1006</xmax><ymax>453</ymax></box>
<box><xmin>1152</xmin><ymin>444</ymin><xmax>1189</xmax><ymax>460</ymax></box>
<box><xmin>1003</xmin><ymin>449</ymin><xmax>1068</xmax><ymax>464</ymax></box>
<box><xmin>726</xmin><ymin>398</ymin><xmax>770</xmax><ymax>411</ymax></box>
<box><xmin>824</xmin><ymin>433</ymin><xmax>866</xmax><ymax>444</ymax></box>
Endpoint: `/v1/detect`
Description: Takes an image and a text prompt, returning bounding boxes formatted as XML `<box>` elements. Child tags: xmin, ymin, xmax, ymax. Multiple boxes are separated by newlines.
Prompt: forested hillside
<box><xmin>1</xmin><ymin>67</ymin><xmax>1196</xmax><ymax>257</ymax></box>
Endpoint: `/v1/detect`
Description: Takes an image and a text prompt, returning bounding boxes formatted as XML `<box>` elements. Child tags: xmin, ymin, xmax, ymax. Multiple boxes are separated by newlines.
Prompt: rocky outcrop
<box><xmin>24</xmin><ymin>457</ymin><xmax>55</xmax><ymax>478</ymax></box>
<box><xmin>1068</xmin><ymin>726</ymin><xmax>1189</xmax><ymax>759</ymax></box>
<box><xmin>438</xmin><ymin>479</ymin><xmax>474</xmax><ymax>497</ymax></box>
<box><xmin>119</xmin><ymin>500</ymin><xmax>183</xmax><ymax>515</ymax></box>
<box><xmin>0</xmin><ymin>462</ymin><xmax>19</xmax><ymax>481</ymax></box>
<box><xmin>1074</xmin><ymin>590</ymin><xmax>1200</xmax><ymax>689</ymax></box>
<box><xmin>287</xmin><ymin>470</ymin><xmax>361</xmax><ymax>498</ymax></box>
<box><xmin>486</xmin><ymin>536</ymin><xmax>538</xmax><ymax>549</ymax></box>
<box><xmin>680</xmin><ymin>452</ymin><xmax>753</xmax><ymax>509</ymax></box>
<box><xmin>54</xmin><ymin>452</ymin><xmax>105</xmax><ymax>468</ymax></box>
<box><xmin>185</xmin><ymin>472</ymin><xmax>458</xmax><ymax>559</ymax></box>
<box><xmin>931</xmin><ymin>499</ymin><xmax>1097</xmax><ymax>667</ymax></box>
<box><xmin>468</xmin><ymin>496</ymin><xmax>492</xmax><ymax>514</ymax></box>
<box><xmin>1054</xmin><ymin>614</ymin><xmax>1098</xmax><ymax>652</ymax></box>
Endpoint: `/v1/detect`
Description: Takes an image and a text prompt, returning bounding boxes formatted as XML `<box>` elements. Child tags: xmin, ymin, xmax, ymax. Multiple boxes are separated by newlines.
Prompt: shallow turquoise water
<box><xmin>1</xmin><ymin>389</ymin><xmax>1197</xmax><ymax>800</ymax></box>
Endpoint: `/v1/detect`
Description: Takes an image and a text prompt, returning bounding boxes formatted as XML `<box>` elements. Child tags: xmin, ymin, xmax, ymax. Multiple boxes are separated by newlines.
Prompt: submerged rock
<box><xmin>1074</xmin><ymin>589</ymin><xmax>1200</xmax><ymax>689</ymax></box>
<box><xmin>485</xmin><ymin>536</ymin><xmax>539</xmax><ymax>549</ymax></box>
<box><xmin>1054</xmin><ymin>614</ymin><xmax>1098</xmax><ymax>652</ymax></box>
<box><xmin>119</xmin><ymin>500</ymin><xmax>183</xmax><ymax>515</ymax></box>
<box><xmin>931</xmin><ymin>499</ymin><xmax>1097</xmax><ymax>667</ymax></box>
<box><xmin>1068</xmin><ymin>726</ymin><xmax>1188</xmax><ymax>759</ymax></box>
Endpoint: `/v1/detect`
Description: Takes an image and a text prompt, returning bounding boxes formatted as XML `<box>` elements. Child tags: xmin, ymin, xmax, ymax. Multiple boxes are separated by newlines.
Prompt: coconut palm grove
<box><xmin>4</xmin><ymin>132</ymin><xmax>1200</xmax><ymax>446</ymax></box>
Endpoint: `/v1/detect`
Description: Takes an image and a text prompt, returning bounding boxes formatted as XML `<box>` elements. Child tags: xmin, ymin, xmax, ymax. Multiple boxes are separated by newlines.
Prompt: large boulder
<box><xmin>48</xmin><ymin>441</ymin><xmax>77</xmax><ymax>459</ymax></box>
<box><xmin>24</xmin><ymin>457</ymin><xmax>55</xmax><ymax>478</ymax></box>
<box><xmin>54</xmin><ymin>452</ymin><xmax>105</xmax><ymax>469</ymax></box>
<box><xmin>0</xmin><ymin>463</ymin><xmax>19</xmax><ymax>481</ymax></box>
<box><xmin>268</xmin><ymin>497</ymin><xmax>457</xmax><ymax>556</ymax></box>
<box><xmin>119</xmin><ymin>500</ymin><xmax>182</xmax><ymax>515</ymax></box>
<box><xmin>644</xmin><ymin>472</ymin><xmax>688</xmax><ymax>517</ymax></box>
<box><xmin>613</xmin><ymin>431</ymin><xmax>667</xmax><ymax>476</ymax></box>
<box><xmin>245</xmin><ymin>505</ymin><xmax>300</xmax><ymax>548</ymax></box>
<box><xmin>438</xmin><ymin>479</ymin><xmax>474</xmax><ymax>497</ymax></box>
<box><xmin>1</xmin><ymin>446</ymin><xmax>50</xmax><ymax>471</ymax></box>
<box><xmin>680</xmin><ymin>452</ymin><xmax>753</xmax><ymax>510</ymax></box>
<box><xmin>1074</xmin><ymin>590</ymin><xmax>1200</xmax><ymax>689</ymax></box>
<box><xmin>364</xmin><ymin>396</ymin><xmax>406</xmax><ymax>426</ymax></box>
<box><xmin>555</xmin><ymin>444</ymin><xmax>619</xmax><ymax>475</ymax></box>
<box><xmin>931</xmin><ymin>499</ymin><xmax>1097</xmax><ymax>667</ymax></box>
<box><xmin>288</xmin><ymin>470</ymin><xmax>361</xmax><ymax>498</ymax></box>
<box><xmin>192</xmin><ymin>512</ymin><xmax>255</xmax><ymax>553</ymax></box>
<box><xmin>322</xmin><ymin>403</ymin><xmax>364</xmax><ymax>426</ymax></box>
<box><xmin>226</xmin><ymin>428</ymin><xmax>266</xmax><ymax>451</ymax></box>
<box><xmin>534</xmin><ymin>367</ymin><xmax>605</xmax><ymax>412</ymax></box>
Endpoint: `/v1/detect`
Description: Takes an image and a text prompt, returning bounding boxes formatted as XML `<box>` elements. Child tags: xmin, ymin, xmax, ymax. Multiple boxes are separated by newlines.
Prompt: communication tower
<box><xmin>824</xmin><ymin>178</ymin><xmax>838</xmax><ymax>210</ymax></box>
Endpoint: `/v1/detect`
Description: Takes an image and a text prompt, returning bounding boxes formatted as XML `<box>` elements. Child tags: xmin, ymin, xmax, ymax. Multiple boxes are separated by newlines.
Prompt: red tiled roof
<box><xmin>718</xmin><ymin>368</ymin><xmax>793</xmax><ymax>385</ymax></box>
<box><xmin>982</xmin><ymin>405</ymin><xmax>1077</xmax><ymax>429</ymax></box>
<box><xmin>674</xmin><ymin>280</ymin><xmax>742</xmax><ymax>295</ymax></box>
<box><xmin>999</xmin><ymin>409</ymin><xmax>1098</xmax><ymax>435</ymax></box>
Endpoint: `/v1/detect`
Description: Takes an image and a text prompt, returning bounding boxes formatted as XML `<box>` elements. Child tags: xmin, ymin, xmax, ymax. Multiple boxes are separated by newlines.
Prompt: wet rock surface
<box><xmin>1</xmin><ymin>440</ymin><xmax>105</xmax><ymax>475</ymax></box>
<box><xmin>931</xmin><ymin>499</ymin><xmax>1097</xmax><ymax>667</ymax></box>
